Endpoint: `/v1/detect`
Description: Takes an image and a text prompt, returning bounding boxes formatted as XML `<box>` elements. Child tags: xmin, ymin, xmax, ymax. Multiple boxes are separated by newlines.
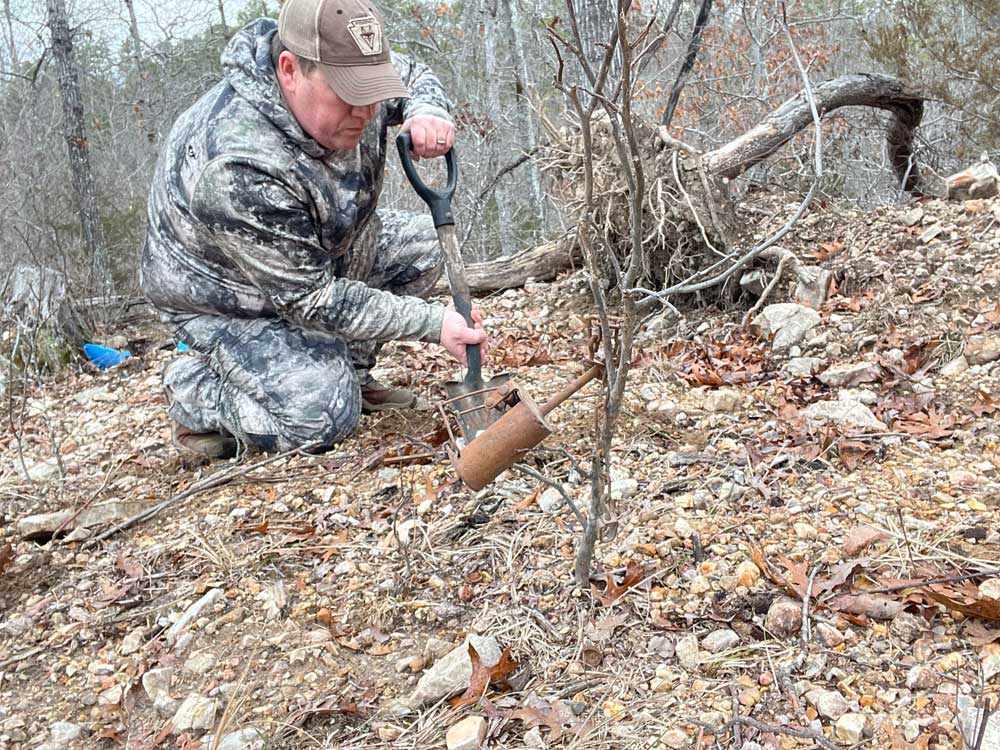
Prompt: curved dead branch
<box><xmin>702</xmin><ymin>73</ymin><xmax>925</xmax><ymax>193</ymax></box>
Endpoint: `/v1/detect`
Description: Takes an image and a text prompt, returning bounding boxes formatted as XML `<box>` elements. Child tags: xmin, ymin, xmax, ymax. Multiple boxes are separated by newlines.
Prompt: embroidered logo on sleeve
<box><xmin>347</xmin><ymin>17</ymin><xmax>382</xmax><ymax>56</ymax></box>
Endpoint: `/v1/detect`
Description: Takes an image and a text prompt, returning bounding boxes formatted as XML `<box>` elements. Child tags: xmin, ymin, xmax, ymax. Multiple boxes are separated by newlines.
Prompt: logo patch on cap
<box><xmin>347</xmin><ymin>16</ymin><xmax>383</xmax><ymax>56</ymax></box>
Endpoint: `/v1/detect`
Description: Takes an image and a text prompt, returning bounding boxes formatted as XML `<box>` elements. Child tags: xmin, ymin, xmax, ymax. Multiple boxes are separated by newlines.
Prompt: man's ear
<box><xmin>276</xmin><ymin>51</ymin><xmax>299</xmax><ymax>91</ymax></box>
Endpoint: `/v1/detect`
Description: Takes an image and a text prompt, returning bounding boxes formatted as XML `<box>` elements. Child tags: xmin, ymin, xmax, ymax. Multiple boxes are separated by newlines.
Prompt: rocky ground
<box><xmin>2</xmin><ymin>194</ymin><xmax>1000</xmax><ymax>750</ymax></box>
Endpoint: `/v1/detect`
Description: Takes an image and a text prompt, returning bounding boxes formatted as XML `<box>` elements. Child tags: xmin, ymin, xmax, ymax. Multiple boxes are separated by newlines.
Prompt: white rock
<box><xmin>835</xmin><ymin>713</ymin><xmax>868</xmax><ymax>743</ymax></box>
<box><xmin>802</xmin><ymin>400</ymin><xmax>887</xmax><ymax>431</ymax></box>
<box><xmin>815</xmin><ymin>623</ymin><xmax>844</xmax><ymax>647</ymax></box>
<box><xmin>166</xmin><ymin>589</ymin><xmax>225</xmax><ymax>646</ymax></box>
<box><xmin>906</xmin><ymin>665</ymin><xmax>940</xmax><ymax>690</ymax></box>
<box><xmin>199</xmin><ymin>727</ymin><xmax>264</xmax><ymax>750</ymax></box>
<box><xmin>538</xmin><ymin>487</ymin><xmax>563</xmax><ymax>513</ymax></box>
<box><xmin>805</xmin><ymin>688</ymin><xmax>851</xmax><ymax>720</ymax></box>
<box><xmin>838</xmin><ymin>388</ymin><xmax>878</xmax><ymax>405</ymax></box>
<box><xmin>785</xmin><ymin>357</ymin><xmax>824</xmax><ymax>378</ymax></box>
<box><xmin>701</xmin><ymin>388</ymin><xmax>741</xmax><ymax>413</ymax></box>
<box><xmin>701</xmin><ymin>629</ymin><xmax>740</xmax><ymax>653</ymax></box>
<box><xmin>172</xmin><ymin>694</ymin><xmax>218</xmax><ymax>732</ymax></box>
<box><xmin>406</xmin><ymin>635</ymin><xmax>502</xmax><ymax>709</ymax></box>
<box><xmin>675</xmin><ymin>635</ymin><xmax>700</xmax><ymax>670</ymax></box>
<box><xmin>49</xmin><ymin>722</ymin><xmax>83</xmax><ymax>745</ymax></box>
<box><xmin>120</xmin><ymin>627</ymin><xmax>145</xmax><ymax>656</ymax></box>
<box><xmin>752</xmin><ymin>304</ymin><xmax>822</xmax><ymax>351</ymax></box>
<box><xmin>445</xmin><ymin>716</ymin><xmax>487</xmax><ymax>750</ymax></box>
<box><xmin>142</xmin><ymin>667</ymin><xmax>176</xmax><ymax>715</ymax></box>
<box><xmin>819</xmin><ymin>362</ymin><xmax>881</xmax><ymax>388</ymax></box>
<box><xmin>184</xmin><ymin>650</ymin><xmax>217</xmax><ymax>675</ymax></box>
<box><xmin>967</xmin><ymin>334</ymin><xmax>1000</xmax><ymax>365</ymax></box>
<box><xmin>940</xmin><ymin>356</ymin><xmax>970</xmax><ymax>376</ymax></box>
<box><xmin>660</xmin><ymin>728</ymin><xmax>689</xmax><ymax>749</ymax></box>
<box><xmin>610</xmin><ymin>479</ymin><xmax>639</xmax><ymax>500</ymax></box>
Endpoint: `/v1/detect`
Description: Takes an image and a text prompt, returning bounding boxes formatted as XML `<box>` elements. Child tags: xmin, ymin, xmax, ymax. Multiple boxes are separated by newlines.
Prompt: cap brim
<box><xmin>320</xmin><ymin>61</ymin><xmax>410</xmax><ymax>106</ymax></box>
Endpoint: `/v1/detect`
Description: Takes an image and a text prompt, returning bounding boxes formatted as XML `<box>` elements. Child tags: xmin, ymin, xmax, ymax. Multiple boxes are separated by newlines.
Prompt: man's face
<box><xmin>280</xmin><ymin>53</ymin><xmax>376</xmax><ymax>151</ymax></box>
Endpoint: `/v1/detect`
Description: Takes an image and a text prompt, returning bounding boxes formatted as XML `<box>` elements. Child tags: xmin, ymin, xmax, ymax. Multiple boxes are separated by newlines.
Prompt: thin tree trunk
<box><xmin>122</xmin><ymin>0</ymin><xmax>158</xmax><ymax>144</ymax></box>
<box><xmin>2</xmin><ymin>0</ymin><xmax>17</xmax><ymax>71</ymax></box>
<box><xmin>502</xmin><ymin>0</ymin><xmax>547</xmax><ymax>233</ymax></box>
<box><xmin>46</xmin><ymin>0</ymin><xmax>112</xmax><ymax>300</ymax></box>
<box><xmin>217</xmin><ymin>0</ymin><xmax>229</xmax><ymax>38</ymax></box>
<box><xmin>483</xmin><ymin>0</ymin><xmax>517</xmax><ymax>259</ymax></box>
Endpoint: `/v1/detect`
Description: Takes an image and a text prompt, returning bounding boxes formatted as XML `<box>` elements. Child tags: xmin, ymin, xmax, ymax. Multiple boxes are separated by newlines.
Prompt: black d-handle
<box><xmin>395</xmin><ymin>131</ymin><xmax>458</xmax><ymax>229</ymax></box>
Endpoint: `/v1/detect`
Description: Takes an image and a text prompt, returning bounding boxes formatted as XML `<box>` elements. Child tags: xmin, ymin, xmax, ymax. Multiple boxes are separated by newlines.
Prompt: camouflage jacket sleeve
<box><xmin>190</xmin><ymin>158</ymin><xmax>444</xmax><ymax>344</ymax></box>
<box><xmin>386</xmin><ymin>51</ymin><xmax>453</xmax><ymax>126</ymax></box>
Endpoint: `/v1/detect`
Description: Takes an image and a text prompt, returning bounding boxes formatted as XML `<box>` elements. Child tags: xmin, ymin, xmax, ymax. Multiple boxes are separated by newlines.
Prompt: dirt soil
<box><xmin>2</xmin><ymin>194</ymin><xmax>1000</xmax><ymax>750</ymax></box>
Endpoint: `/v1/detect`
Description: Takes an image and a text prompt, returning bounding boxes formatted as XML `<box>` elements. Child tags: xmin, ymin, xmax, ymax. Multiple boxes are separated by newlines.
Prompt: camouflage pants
<box><xmin>162</xmin><ymin>210</ymin><xmax>442</xmax><ymax>453</ymax></box>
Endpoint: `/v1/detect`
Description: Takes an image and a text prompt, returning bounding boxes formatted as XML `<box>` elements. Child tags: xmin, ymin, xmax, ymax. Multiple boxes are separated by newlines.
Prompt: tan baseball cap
<box><xmin>278</xmin><ymin>0</ymin><xmax>410</xmax><ymax>106</ymax></box>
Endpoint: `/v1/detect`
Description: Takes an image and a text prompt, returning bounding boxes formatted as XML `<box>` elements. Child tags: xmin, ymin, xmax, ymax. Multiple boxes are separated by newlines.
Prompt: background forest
<box><xmin>0</xmin><ymin>0</ymin><xmax>996</xmax><ymax>312</ymax></box>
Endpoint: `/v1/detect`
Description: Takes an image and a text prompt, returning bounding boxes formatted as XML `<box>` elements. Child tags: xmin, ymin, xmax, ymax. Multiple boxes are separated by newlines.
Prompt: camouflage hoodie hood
<box><xmin>221</xmin><ymin>19</ymin><xmax>328</xmax><ymax>160</ymax></box>
<box><xmin>140</xmin><ymin>18</ymin><xmax>452</xmax><ymax>346</ymax></box>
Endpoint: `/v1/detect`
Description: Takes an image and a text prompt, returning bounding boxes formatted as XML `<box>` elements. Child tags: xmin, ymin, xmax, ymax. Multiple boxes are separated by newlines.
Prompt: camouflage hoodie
<box><xmin>140</xmin><ymin>19</ymin><xmax>450</xmax><ymax>344</ymax></box>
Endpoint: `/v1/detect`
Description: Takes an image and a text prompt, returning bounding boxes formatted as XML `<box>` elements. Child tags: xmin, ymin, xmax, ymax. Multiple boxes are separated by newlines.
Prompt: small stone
<box><xmin>906</xmin><ymin>665</ymin><xmax>940</xmax><ymax>690</ymax></box>
<box><xmin>660</xmin><ymin>728</ymin><xmax>688</xmax><ymax>749</ymax></box>
<box><xmin>785</xmin><ymin>356</ymin><xmax>824</xmax><ymax>378</ymax></box>
<box><xmin>805</xmin><ymin>688</ymin><xmax>851</xmax><ymax>720</ymax></box>
<box><xmin>816</xmin><ymin>623</ymin><xmax>844</xmax><ymax>648</ymax></box>
<box><xmin>981</xmin><ymin>645</ymin><xmax>1000</xmax><ymax>681</ymax></box>
<box><xmin>98</xmin><ymin>685</ymin><xmax>123</xmax><ymax>706</ymax></box>
<box><xmin>899</xmin><ymin>207</ymin><xmax>924</xmax><ymax>226</ymax></box>
<box><xmin>142</xmin><ymin>667</ymin><xmax>175</xmax><ymax>714</ymax></box>
<box><xmin>818</xmin><ymin>362</ymin><xmax>881</xmax><ymax>388</ymax></box>
<box><xmin>648</xmin><ymin>636</ymin><xmax>675</xmax><ymax>659</ymax></box>
<box><xmin>676</xmin><ymin>635</ymin><xmax>700</xmax><ymax>670</ymax></box>
<box><xmin>919</xmin><ymin>224</ymin><xmax>943</xmax><ymax>243</ymax></box>
<box><xmin>406</xmin><ymin>635</ymin><xmax>502</xmax><ymax>709</ymax></box>
<box><xmin>49</xmin><ymin>722</ymin><xmax>83</xmax><ymax>745</ymax></box>
<box><xmin>524</xmin><ymin>727</ymin><xmax>547</xmax><ymax>749</ymax></box>
<box><xmin>794</xmin><ymin>522</ymin><xmax>818</xmax><ymax>540</ymax></box>
<box><xmin>903</xmin><ymin>719</ymin><xmax>921</xmax><ymax>742</ymax></box>
<box><xmin>967</xmin><ymin>334</ymin><xmax>1000</xmax><ymax>365</ymax></box>
<box><xmin>538</xmin><ymin>487</ymin><xmax>563</xmax><ymax>513</ymax></box>
<box><xmin>838</xmin><ymin>388</ymin><xmax>878</xmax><ymax>405</ymax></box>
<box><xmin>610</xmin><ymin>479</ymin><xmax>639</xmax><ymax>500</ymax></box>
<box><xmin>702</xmin><ymin>388</ymin><xmax>741</xmax><ymax>413</ymax></box>
<box><xmin>172</xmin><ymin>694</ymin><xmax>218</xmax><ymax>732</ymax></box>
<box><xmin>751</xmin><ymin>303</ymin><xmax>822</xmax><ymax>351</ymax></box>
<box><xmin>120</xmin><ymin>627</ymin><xmax>145</xmax><ymax>656</ymax></box>
<box><xmin>199</xmin><ymin>727</ymin><xmax>264</xmax><ymax>750</ymax></box>
<box><xmin>889</xmin><ymin>612</ymin><xmax>924</xmax><ymax>643</ymax></box>
<box><xmin>445</xmin><ymin>716</ymin><xmax>487</xmax><ymax>750</ymax></box>
<box><xmin>940</xmin><ymin>355</ymin><xmax>969</xmax><ymax>376</ymax></box>
<box><xmin>765</xmin><ymin>598</ymin><xmax>803</xmax><ymax>638</ymax></box>
<box><xmin>835</xmin><ymin>713</ymin><xmax>867</xmax><ymax>743</ymax></box>
<box><xmin>181</xmin><ymin>651</ymin><xmax>215</xmax><ymax>676</ymax></box>
<box><xmin>802</xmin><ymin>400</ymin><xmax>887</xmax><ymax>431</ymax></box>
<box><xmin>735</xmin><ymin>560</ymin><xmax>761</xmax><ymax>588</ymax></box>
<box><xmin>701</xmin><ymin>629</ymin><xmax>740</xmax><ymax>653</ymax></box>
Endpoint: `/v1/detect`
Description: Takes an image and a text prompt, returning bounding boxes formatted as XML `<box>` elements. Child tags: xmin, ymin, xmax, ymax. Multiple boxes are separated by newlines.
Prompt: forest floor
<box><xmin>2</xmin><ymin>193</ymin><xmax>1000</xmax><ymax>750</ymax></box>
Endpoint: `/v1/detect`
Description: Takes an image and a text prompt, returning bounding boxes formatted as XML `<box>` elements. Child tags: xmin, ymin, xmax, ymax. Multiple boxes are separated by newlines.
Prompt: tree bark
<box><xmin>434</xmin><ymin>239</ymin><xmax>578</xmax><ymax>295</ymax></box>
<box><xmin>2</xmin><ymin>0</ymin><xmax>16</xmax><ymax>71</ymax></box>
<box><xmin>47</xmin><ymin>0</ymin><xmax>112</xmax><ymax>299</ymax></box>
<box><xmin>702</xmin><ymin>73</ymin><xmax>925</xmax><ymax>193</ymax></box>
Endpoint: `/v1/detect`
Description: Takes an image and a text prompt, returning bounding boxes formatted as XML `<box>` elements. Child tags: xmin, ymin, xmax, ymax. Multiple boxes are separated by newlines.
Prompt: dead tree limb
<box><xmin>702</xmin><ymin>73</ymin><xmax>924</xmax><ymax>193</ymax></box>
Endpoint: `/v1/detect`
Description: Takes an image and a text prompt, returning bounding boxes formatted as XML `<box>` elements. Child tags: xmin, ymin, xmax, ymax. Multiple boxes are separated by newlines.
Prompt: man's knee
<box><xmin>272</xmin><ymin>369</ymin><xmax>362</xmax><ymax>451</ymax></box>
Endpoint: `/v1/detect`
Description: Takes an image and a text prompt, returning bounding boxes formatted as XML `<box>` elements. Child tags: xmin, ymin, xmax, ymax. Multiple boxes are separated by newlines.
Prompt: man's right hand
<box><xmin>439</xmin><ymin>305</ymin><xmax>488</xmax><ymax>367</ymax></box>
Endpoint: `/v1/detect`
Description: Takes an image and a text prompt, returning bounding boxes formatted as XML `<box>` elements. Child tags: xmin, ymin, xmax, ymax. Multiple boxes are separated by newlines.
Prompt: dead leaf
<box><xmin>828</xmin><ymin>593</ymin><xmax>905</xmax><ymax>620</ymax></box>
<box><xmin>448</xmin><ymin>644</ymin><xmax>520</xmax><ymax>709</ymax></box>
<box><xmin>591</xmin><ymin>561</ymin><xmax>645</xmax><ymax>606</ymax></box>
<box><xmin>115</xmin><ymin>554</ymin><xmax>144</xmax><ymax>580</ymax></box>
<box><xmin>844</xmin><ymin>526</ymin><xmax>887</xmax><ymax>556</ymax></box>
<box><xmin>964</xmin><ymin>621</ymin><xmax>1000</xmax><ymax>647</ymax></box>
<box><xmin>512</xmin><ymin>704</ymin><xmax>563</xmax><ymax>741</ymax></box>
<box><xmin>0</xmin><ymin>543</ymin><xmax>13</xmax><ymax>575</ymax></box>
<box><xmin>585</xmin><ymin>613</ymin><xmax>629</xmax><ymax>642</ymax></box>
<box><xmin>925</xmin><ymin>590</ymin><xmax>1000</xmax><ymax>621</ymax></box>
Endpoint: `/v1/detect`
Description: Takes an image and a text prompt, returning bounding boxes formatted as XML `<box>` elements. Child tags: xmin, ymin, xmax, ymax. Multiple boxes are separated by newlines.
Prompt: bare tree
<box><xmin>46</xmin><ymin>0</ymin><xmax>112</xmax><ymax>303</ymax></box>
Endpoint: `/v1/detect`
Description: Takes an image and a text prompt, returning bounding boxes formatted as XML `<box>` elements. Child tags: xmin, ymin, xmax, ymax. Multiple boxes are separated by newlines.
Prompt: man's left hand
<box><xmin>400</xmin><ymin>115</ymin><xmax>455</xmax><ymax>160</ymax></box>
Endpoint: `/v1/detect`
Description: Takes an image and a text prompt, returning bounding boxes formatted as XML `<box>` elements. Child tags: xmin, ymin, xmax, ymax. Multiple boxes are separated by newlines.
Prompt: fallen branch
<box><xmin>84</xmin><ymin>443</ymin><xmax>323</xmax><ymax>547</ymax></box>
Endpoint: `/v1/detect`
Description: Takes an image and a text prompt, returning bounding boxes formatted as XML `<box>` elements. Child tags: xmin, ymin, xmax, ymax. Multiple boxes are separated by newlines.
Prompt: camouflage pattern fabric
<box><xmin>141</xmin><ymin>19</ymin><xmax>451</xmax><ymax>451</ymax></box>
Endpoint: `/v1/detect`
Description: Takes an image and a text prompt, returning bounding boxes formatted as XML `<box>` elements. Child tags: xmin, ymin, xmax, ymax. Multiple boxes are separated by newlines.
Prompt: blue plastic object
<box><xmin>177</xmin><ymin>342</ymin><xmax>190</xmax><ymax>352</ymax></box>
<box><xmin>83</xmin><ymin>343</ymin><xmax>131</xmax><ymax>370</ymax></box>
